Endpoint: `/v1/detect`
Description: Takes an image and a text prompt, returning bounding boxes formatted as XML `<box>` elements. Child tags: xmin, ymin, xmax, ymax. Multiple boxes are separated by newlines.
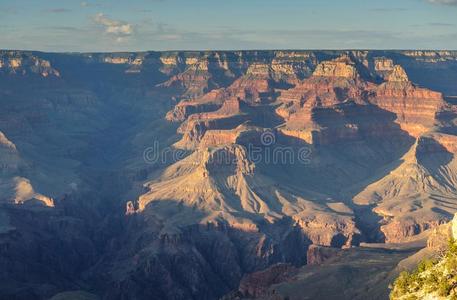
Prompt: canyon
<box><xmin>1</xmin><ymin>50</ymin><xmax>457</xmax><ymax>299</ymax></box>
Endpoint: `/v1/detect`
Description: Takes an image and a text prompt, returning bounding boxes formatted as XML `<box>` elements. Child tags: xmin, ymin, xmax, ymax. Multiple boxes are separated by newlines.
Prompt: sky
<box><xmin>0</xmin><ymin>0</ymin><xmax>457</xmax><ymax>52</ymax></box>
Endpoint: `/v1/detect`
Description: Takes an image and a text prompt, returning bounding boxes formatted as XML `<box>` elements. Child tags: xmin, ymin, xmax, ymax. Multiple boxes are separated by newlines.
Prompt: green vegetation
<box><xmin>390</xmin><ymin>239</ymin><xmax>457</xmax><ymax>299</ymax></box>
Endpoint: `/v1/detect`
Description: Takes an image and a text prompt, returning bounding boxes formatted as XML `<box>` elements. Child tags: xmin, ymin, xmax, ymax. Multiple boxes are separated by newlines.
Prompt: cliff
<box><xmin>390</xmin><ymin>214</ymin><xmax>457</xmax><ymax>300</ymax></box>
<box><xmin>0</xmin><ymin>51</ymin><xmax>60</xmax><ymax>77</ymax></box>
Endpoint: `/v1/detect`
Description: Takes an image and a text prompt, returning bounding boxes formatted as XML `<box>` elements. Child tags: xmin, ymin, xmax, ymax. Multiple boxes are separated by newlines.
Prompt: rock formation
<box><xmin>353</xmin><ymin>134</ymin><xmax>457</xmax><ymax>242</ymax></box>
<box><xmin>0</xmin><ymin>51</ymin><xmax>60</xmax><ymax>77</ymax></box>
<box><xmin>237</xmin><ymin>264</ymin><xmax>299</xmax><ymax>298</ymax></box>
<box><xmin>1</xmin><ymin>49</ymin><xmax>457</xmax><ymax>300</ymax></box>
<box><xmin>390</xmin><ymin>214</ymin><xmax>457</xmax><ymax>299</ymax></box>
<box><xmin>312</xmin><ymin>55</ymin><xmax>359</xmax><ymax>79</ymax></box>
<box><xmin>387</xmin><ymin>65</ymin><xmax>409</xmax><ymax>82</ymax></box>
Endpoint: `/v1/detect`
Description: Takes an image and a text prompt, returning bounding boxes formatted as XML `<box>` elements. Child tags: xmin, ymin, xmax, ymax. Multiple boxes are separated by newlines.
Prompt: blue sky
<box><xmin>0</xmin><ymin>0</ymin><xmax>457</xmax><ymax>52</ymax></box>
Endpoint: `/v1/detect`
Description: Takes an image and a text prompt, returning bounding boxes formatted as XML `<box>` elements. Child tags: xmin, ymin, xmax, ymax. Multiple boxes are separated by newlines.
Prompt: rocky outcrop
<box><xmin>174</xmin><ymin>98</ymin><xmax>251</xmax><ymax>149</ymax></box>
<box><xmin>0</xmin><ymin>131</ymin><xmax>16</xmax><ymax>151</ymax></box>
<box><xmin>237</xmin><ymin>264</ymin><xmax>299</xmax><ymax>298</ymax></box>
<box><xmin>419</xmin><ymin>213</ymin><xmax>457</xmax><ymax>253</ymax></box>
<box><xmin>0</xmin><ymin>51</ymin><xmax>60</xmax><ymax>77</ymax></box>
<box><xmin>160</xmin><ymin>53</ymin><xmax>457</xmax><ymax>255</ymax></box>
<box><xmin>166</xmin><ymin>98</ymin><xmax>222</xmax><ymax>122</ymax></box>
<box><xmin>387</xmin><ymin>65</ymin><xmax>409</xmax><ymax>82</ymax></box>
<box><xmin>276</xmin><ymin>55</ymin><xmax>446</xmax><ymax>145</ymax></box>
<box><xmin>5</xmin><ymin>177</ymin><xmax>55</xmax><ymax>207</ymax></box>
<box><xmin>374</xmin><ymin>57</ymin><xmax>395</xmax><ymax>72</ymax></box>
<box><xmin>312</xmin><ymin>55</ymin><xmax>359</xmax><ymax>79</ymax></box>
<box><xmin>293</xmin><ymin>212</ymin><xmax>360</xmax><ymax>247</ymax></box>
<box><xmin>354</xmin><ymin>135</ymin><xmax>457</xmax><ymax>243</ymax></box>
<box><xmin>427</xmin><ymin>220</ymin><xmax>452</xmax><ymax>252</ymax></box>
<box><xmin>125</xmin><ymin>201</ymin><xmax>136</xmax><ymax>215</ymax></box>
<box><xmin>390</xmin><ymin>214</ymin><xmax>457</xmax><ymax>299</ymax></box>
<box><xmin>159</xmin><ymin>60</ymin><xmax>219</xmax><ymax>98</ymax></box>
<box><xmin>432</xmin><ymin>133</ymin><xmax>457</xmax><ymax>153</ymax></box>
<box><xmin>380</xmin><ymin>218</ymin><xmax>449</xmax><ymax>244</ymax></box>
<box><xmin>275</xmin><ymin>56</ymin><xmax>387</xmax><ymax>145</ymax></box>
<box><xmin>306</xmin><ymin>245</ymin><xmax>341</xmax><ymax>265</ymax></box>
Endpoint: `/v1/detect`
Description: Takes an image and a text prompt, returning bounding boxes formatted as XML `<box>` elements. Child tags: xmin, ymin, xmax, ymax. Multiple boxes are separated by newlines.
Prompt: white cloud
<box><xmin>93</xmin><ymin>13</ymin><xmax>134</xmax><ymax>41</ymax></box>
<box><xmin>427</xmin><ymin>0</ymin><xmax>457</xmax><ymax>5</ymax></box>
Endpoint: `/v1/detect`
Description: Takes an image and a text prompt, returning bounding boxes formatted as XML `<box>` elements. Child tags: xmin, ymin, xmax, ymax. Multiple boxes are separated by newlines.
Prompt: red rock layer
<box><xmin>166</xmin><ymin>53</ymin><xmax>450</xmax><ymax>152</ymax></box>
<box><xmin>276</xmin><ymin>59</ymin><xmax>447</xmax><ymax>144</ymax></box>
<box><xmin>370</xmin><ymin>81</ymin><xmax>445</xmax><ymax>137</ymax></box>
<box><xmin>175</xmin><ymin>98</ymin><xmax>251</xmax><ymax>148</ymax></box>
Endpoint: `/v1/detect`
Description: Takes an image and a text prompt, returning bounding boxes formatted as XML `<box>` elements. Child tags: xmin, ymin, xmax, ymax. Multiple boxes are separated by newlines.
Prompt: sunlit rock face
<box><xmin>312</xmin><ymin>55</ymin><xmax>359</xmax><ymax>79</ymax></box>
<box><xmin>0</xmin><ymin>51</ymin><xmax>60</xmax><ymax>77</ymax></box>
<box><xmin>1</xmin><ymin>49</ymin><xmax>457</xmax><ymax>300</ymax></box>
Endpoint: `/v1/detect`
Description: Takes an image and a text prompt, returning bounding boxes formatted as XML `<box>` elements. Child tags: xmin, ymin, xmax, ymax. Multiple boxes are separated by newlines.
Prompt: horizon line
<box><xmin>2</xmin><ymin>48</ymin><xmax>457</xmax><ymax>54</ymax></box>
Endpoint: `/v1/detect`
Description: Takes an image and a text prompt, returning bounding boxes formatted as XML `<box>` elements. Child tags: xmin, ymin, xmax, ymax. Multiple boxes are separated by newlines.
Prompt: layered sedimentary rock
<box><xmin>369</xmin><ymin>64</ymin><xmax>446</xmax><ymax>137</ymax></box>
<box><xmin>174</xmin><ymin>98</ymin><xmax>252</xmax><ymax>149</ymax></box>
<box><xmin>312</xmin><ymin>55</ymin><xmax>359</xmax><ymax>79</ymax></box>
<box><xmin>167</xmin><ymin>57</ymin><xmax>307</xmax><ymax>148</ymax></box>
<box><xmin>1</xmin><ymin>49</ymin><xmax>457</xmax><ymax>300</ymax></box>
<box><xmin>276</xmin><ymin>56</ymin><xmax>386</xmax><ymax>145</ymax></box>
<box><xmin>374</xmin><ymin>57</ymin><xmax>395</xmax><ymax>72</ymax></box>
<box><xmin>276</xmin><ymin>58</ymin><xmax>447</xmax><ymax>145</ymax></box>
<box><xmin>387</xmin><ymin>65</ymin><xmax>409</xmax><ymax>82</ymax></box>
<box><xmin>137</xmin><ymin>144</ymin><xmax>360</xmax><ymax>248</ymax></box>
<box><xmin>0</xmin><ymin>51</ymin><xmax>60</xmax><ymax>77</ymax></box>
<box><xmin>353</xmin><ymin>134</ymin><xmax>457</xmax><ymax>242</ymax></box>
<box><xmin>162</xmin><ymin>53</ymin><xmax>456</xmax><ymax>250</ymax></box>
<box><xmin>159</xmin><ymin>57</ymin><xmax>224</xmax><ymax>98</ymax></box>
<box><xmin>162</xmin><ymin>53</ymin><xmax>457</xmax><ymax>254</ymax></box>
<box><xmin>167</xmin><ymin>55</ymin><xmax>445</xmax><ymax>150</ymax></box>
<box><xmin>0</xmin><ymin>132</ymin><xmax>54</xmax><ymax>207</ymax></box>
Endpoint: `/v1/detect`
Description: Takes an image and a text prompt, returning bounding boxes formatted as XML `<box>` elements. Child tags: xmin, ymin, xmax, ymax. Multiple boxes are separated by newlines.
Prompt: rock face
<box><xmin>387</xmin><ymin>65</ymin><xmax>409</xmax><ymax>82</ymax></box>
<box><xmin>312</xmin><ymin>55</ymin><xmax>359</xmax><ymax>79</ymax></box>
<box><xmin>137</xmin><ymin>143</ymin><xmax>360</xmax><ymax>249</ymax></box>
<box><xmin>374</xmin><ymin>57</ymin><xmax>395</xmax><ymax>72</ymax></box>
<box><xmin>237</xmin><ymin>264</ymin><xmax>299</xmax><ymax>298</ymax></box>
<box><xmin>0</xmin><ymin>131</ymin><xmax>17</xmax><ymax>150</ymax></box>
<box><xmin>371</xmin><ymin>82</ymin><xmax>444</xmax><ymax>137</ymax></box>
<box><xmin>306</xmin><ymin>245</ymin><xmax>341</xmax><ymax>265</ymax></box>
<box><xmin>390</xmin><ymin>214</ymin><xmax>457</xmax><ymax>300</ymax></box>
<box><xmin>427</xmin><ymin>219</ymin><xmax>452</xmax><ymax>252</ymax></box>
<box><xmin>0</xmin><ymin>51</ymin><xmax>60</xmax><ymax>77</ymax></box>
<box><xmin>1</xmin><ymin>49</ymin><xmax>457</xmax><ymax>300</ymax></box>
<box><xmin>174</xmin><ymin>98</ymin><xmax>252</xmax><ymax>149</ymax></box>
<box><xmin>353</xmin><ymin>134</ymin><xmax>457</xmax><ymax>242</ymax></box>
